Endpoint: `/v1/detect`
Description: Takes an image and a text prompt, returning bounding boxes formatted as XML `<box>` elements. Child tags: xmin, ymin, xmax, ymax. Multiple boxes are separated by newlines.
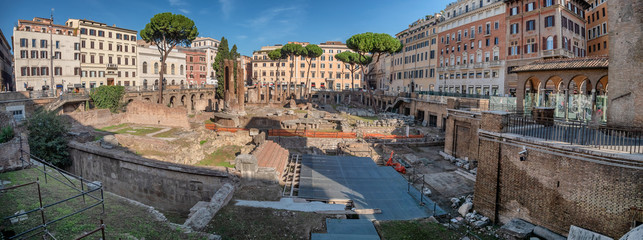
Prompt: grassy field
<box><xmin>345</xmin><ymin>114</ymin><xmax>379</xmax><ymax>123</ymax></box>
<box><xmin>378</xmin><ymin>219</ymin><xmax>498</xmax><ymax>240</ymax></box>
<box><xmin>153</xmin><ymin>128</ymin><xmax>181</xmax><ymax>138</ymax></box>
<box><xmin>98</xmin><ymin>123</ymin><xmax>163</xmax><ymax>136</ymax></box>
<box><xmin>195</xmin><ymin>145</ymin><xmax>241</xmax><ymax>168</ymax></box>
<box><xmin>0</xmin><ymin>168</ymin><xmax>206</xmax><ymax>239</ymax></box>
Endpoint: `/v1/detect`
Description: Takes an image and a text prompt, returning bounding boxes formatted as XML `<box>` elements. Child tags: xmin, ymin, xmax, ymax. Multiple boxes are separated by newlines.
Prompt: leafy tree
<box><xmin>0</xmin><ymin>125</ymin><xmax>14</xmax><ymax>143</ymax></box>
<box><xmin>141</xmin><ymin>12</ymin><xmax>198</xmax><ymax>104</ymax></box>
<box><xmin>335</xmin><ymin>51</ymin><xmax>372</xmax><ymax>91</ymax></box>
<box><xmin>89</xmin><ymin>85</ymin><xmax>125</xmax><ymax>113</ymax></box>
<box><xmin>304</xmin><ymin>44</ymin><xmax>323</xmax><ymax>96</ymax></box>
<box><xmin>280</xmin><ymin>43</ymin><xmax>307</xmax><ymax>98</ymax></box>
<box><xmin>346</xmin><ymin>32</ymin><xmax>401</xmax><ymax>111</ymax></box>
<box><xmin>27</xmin><ymin>110</ymin><xmax>70</xmax><ymax>168</ymax></box>
<box><xmin>268</xmin><ymin>48</ymin><xmax>286</xmax><ymax>96</ymax></box>
<box><xmin>214</xmin><ymin>37</ymin><xmax>230</xmax><ymax>99</ymax></box>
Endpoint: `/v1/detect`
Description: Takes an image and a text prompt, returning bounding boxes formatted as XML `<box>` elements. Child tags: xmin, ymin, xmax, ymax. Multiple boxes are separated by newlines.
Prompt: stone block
<box><xmin>458</xmin><ymin>202</ymin><xmax>473</xmax><ymax>217</ymax></box>
<box><xmin>183</xmin><ymin>183</ymin><xmax>235</xmax><ymax>231</ymax></box>
<box><xmin>497</xmin><ymin>218</ymin><xmax>536</xmax><ymax>240</ymax></box>
<box><xmin>533</xmin><ymin>226</ymin><xmax>566</xmax><ymax>240</ymax></box>
<box><xmin>103</xmin><ymin>135</ymin><xmax>119</xmax><ymax>146</ymax></box>
<box><xmin>568</xmin><ymin>225</ymin><xmax>613</xmax><ymax>240</ymax></box>
<box><xmin>234</xmin><ymin>154</ymin><xmax>258</xmax><ymax>175</ymax></box>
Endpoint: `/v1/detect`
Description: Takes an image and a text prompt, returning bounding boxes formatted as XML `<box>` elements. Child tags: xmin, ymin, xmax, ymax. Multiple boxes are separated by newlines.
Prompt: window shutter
<box><xmin>543</xmin><ymin>0</ymin><xmax>546</xmax><ymax>6</ymax></box>
<box><xmin>518</xmin><ymin>46</ymin><xmax>521</xmax><ymax>55</ymax></box>
<box><xmin>508</xmin><ymin>47</ymin><xmax>512</xmax><ymax>55</ymax></box>
<box><xmin>553</xmin><ymin>35</ymin><xmax>558</xmax><ymax>49</ymax></box>
<box><xmin>525</xmin><ymin>4</ymin><xmax>528</xmax><ymax>12</ymax></box>
<box><xmin>552</xmin><ymin>17</ymin><xmax>556</xmax><ymax>26</ymax></box>
<box><xmin>524</xmin><ymin>45</ymin><xmax>528</xmax><ymax>53</ymax></box>
<box><xmin>534</xmin><ymin>43</ymin><xmax>538</xmax><ymax>51</ymax></box>
<box><xmin>543</xmin><ymin>37</ymin><xmax>547</xmax><ymax>50</ymax></box>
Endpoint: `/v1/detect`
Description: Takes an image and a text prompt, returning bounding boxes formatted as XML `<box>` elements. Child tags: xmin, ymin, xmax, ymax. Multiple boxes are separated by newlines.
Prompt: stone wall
<box><xmin>67</xmin><ymin>141</ymin><xmax>235</xmax><ymax>213</ymax></box>
<box><xmin>443</xmin><ymin>109</ymin><xmax>481</xmax><ymax>162</ymax></box>
<box><xmin>0</xmin><ymin>133</ymin><xmax>29</xmax><ymax>172</ymax></box>
<box><xmin>64</xmin><ymin>109</ymin><xmax>118</xmax><ymax>128</ymax></box>
<box><xmin>124</xmin><ymin>100</ymin><xmax>190</xmax><ymax>129</ymax></box>
<box><xmin>474</xmin><ymin>111</ymin><xmax>643</xmax><ymax>238</ymax></box>
<box><xmin>608</xmin><ymin>0</ymin><xmax>643</xmax><ymax>128</ymax></box>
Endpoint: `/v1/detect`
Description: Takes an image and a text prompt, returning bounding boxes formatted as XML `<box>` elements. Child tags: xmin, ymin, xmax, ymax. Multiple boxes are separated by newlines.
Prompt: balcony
<box><xmin>106</xmin><ymin>63</ymin><xmax>118</xmax><ymax>70</ymax></box>
<box><xmin>490</xmin><ymin>60</ymin><xmax>502</xmax><ymax>67</ymax></box>
<box><xmin>542</xmin><ymin>49</ymin><xmax>576</xmax><ymax>58</ymax></box>
<box><xmin>474</xmin><ymin>63</ymin><xmax>484</xmax><ymax>69</ymax></box>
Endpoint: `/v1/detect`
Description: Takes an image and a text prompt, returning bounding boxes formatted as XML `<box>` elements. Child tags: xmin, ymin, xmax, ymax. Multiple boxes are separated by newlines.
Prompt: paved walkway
<box><xmin>311</xmin><ymin>218</ymin><xmax>380</xmax><ymax>240</ymax></box>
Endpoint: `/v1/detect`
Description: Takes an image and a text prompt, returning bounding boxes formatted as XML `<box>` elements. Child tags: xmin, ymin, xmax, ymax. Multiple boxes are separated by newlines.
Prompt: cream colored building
<box><xmin>137</xmin><ymin>40</ymin><xmax>187</xmax><ymax>89</ymax></box>
<box><xmin>252</xmin><ymin>41</ymin><xmax>363</xmax><ymax>91</ymax></box>
<box><xmin>190</xmin><ymin>37</ymin><xmax>219</xmax><ymax>84</ymax></box>
<box><xmin>65</xmin><ymin>19</ymin><xmax>138</xmax><ymax>88</ymax></box>
<box><xmin>392</xmin><ymin>14</ymin><xmax>442</xmax><ymax>93</ymax></box>
<box><xmin>13</xmin><ymin>17</ymin><xmax>80</xmax><ymax>93</ymax></box>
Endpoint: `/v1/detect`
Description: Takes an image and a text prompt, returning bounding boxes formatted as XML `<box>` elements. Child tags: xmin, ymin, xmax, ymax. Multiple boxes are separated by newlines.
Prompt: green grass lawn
<box><xmin>345</xmin><ymin>114</ymin><xmax>379</xmax><ymax>123</ymax></box>
<box><xmin>195</xmin><ymin>145</ymin><xmax>241</xmax><ymax>168</ymax></box>
<box><xmin>294</xmin><ymin>109</ymin><xmax>308</xmax><ymax>114</ymax></box>
<box><xmin>99</xmin><ymin>123</ymin><xmax>128</xmax><ymax>131</ymax></box>
<box><xmin>378</xmin><ymin>220</ymin><xmax>498</xmax><ymax>240</ymax></box>
<box><xmin>153</xmin><ymin>128</ymin><xmax>181</xmax><ymax>138</ymax></box>
<box><xmin>98</xmin><ymin>124</ymin><xmax>163</xmax><ymax>136</ymax></box>
<box><xmin>0</xmin><ymin>168</ymin><xmax>206</xmax><ymax>239</ymax></box>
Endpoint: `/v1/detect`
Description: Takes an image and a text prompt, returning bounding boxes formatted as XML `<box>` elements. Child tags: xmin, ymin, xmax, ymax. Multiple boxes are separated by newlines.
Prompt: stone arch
<box><xmin>143</xmin><ymin>79</ymin><xmax>148</xmax><ymax>87</ymax></box>
<box><xmin>127</xmin><ymin>99</ymin><xmax>134</xmax><ymax>103</ymax></box>
<box><xmin>596</xmin><ymin>75</ymin><xmax>608</xmax><ymax>95</ymax></box>
<box><xmin>200</xmin><ymin>93</ymin><xmax>204</xmax><ymax>99</ymax></box>
<box><xmin>180</xmin><ymin>95</ymin><xmax>186</xmax><ymax>106</ymax></box>
<box><xmin>142</xmin><ymin>62</ymin><xmax>148</xmax><ymax>74</ymax></box>
<box><xmin>144</xmin><ymin>97</ymin><xmax>151</xmax><ymax>102</ymax></box>
<box><xmin>171</xmin><ymin>80</ymin><xmax>176</xmax><ymax>85</ymax></box>
<box><xmin>544</xmin><ymin>76</ymin><xmax>563</xmax><ymax>92</ymax></box>
<box><xmin>569</xmin><ymin>75</ymin><xmax>591</xmax><ymax>94</ymax></box>
<box><xmin>524</xmin><ymin>77</ymin><xmax>541</xmax><ymax>94</ymax></box>
<box><xmin>190</xmin><ymin>94</ymin><xmax>196</xmax><ymax>110</ymax></box>
<box><xmin>168</xmin><ymin>96</ymin><xmax>176</xmax><ymax>107</ymax></box>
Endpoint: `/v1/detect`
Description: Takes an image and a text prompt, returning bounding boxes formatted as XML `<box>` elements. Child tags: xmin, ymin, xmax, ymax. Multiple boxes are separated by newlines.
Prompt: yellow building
<box><xmin>251</xmin><ymin>41</ymin><xmax>363</xmax><ymax>91</ymax></box>
<box><xmin>65</xmin><ymin>19</ymin><xmax>138</xmax><ymax>88</ymax></box>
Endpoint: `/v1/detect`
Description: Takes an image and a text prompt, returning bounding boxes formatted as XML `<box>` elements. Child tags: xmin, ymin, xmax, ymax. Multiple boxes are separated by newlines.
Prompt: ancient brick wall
<box><xmin>124</xmin><ymin>100</ymin><xmax>190</xmax><ymax>128</ymax></box>
<box><xmin>64</xmin><ymin>109</ymin><xmax>117</xmax><ymax>128</ymax></box>
<box><xmin>68</xmin><ymin>141</ymin><xmax>235</xmax><ymax>214</ymax></box>
<box><xmin>475</xmin><ymin>112</ymin><xmax>643</xmax><ymax>238</ymax></box>
<box><xmin>443</xmin><ymin>109</ymin><xmax>481</xmax><ymax>161</ymax></box>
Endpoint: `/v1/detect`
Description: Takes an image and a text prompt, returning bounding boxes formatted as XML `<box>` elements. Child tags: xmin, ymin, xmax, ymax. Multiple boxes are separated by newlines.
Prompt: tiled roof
<box><xmin>512</xmin><ymin>56</ymin><xmax>608</xmax><ymax>72</ymax></box>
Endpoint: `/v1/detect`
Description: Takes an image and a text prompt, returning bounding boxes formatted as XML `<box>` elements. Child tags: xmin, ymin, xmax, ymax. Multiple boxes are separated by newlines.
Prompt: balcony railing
<box><xmin>106</xmin><ymin>64</ymin><xmax>118</xmax><ymax>70</ymax></box>
<box><xmin>505</xmin><ymin>114</ymin><xmax>643</xmax><ymax>154</ymax></box>
<box><xmin>416</xmin><ymin>90</ymin><xmax>492</xmax><ymax>99</ymax></box>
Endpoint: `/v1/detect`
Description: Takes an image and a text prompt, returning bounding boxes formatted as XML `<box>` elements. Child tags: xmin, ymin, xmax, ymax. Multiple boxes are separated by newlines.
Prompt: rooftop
<box><xmin>512</xmin><ymin>56</ymin><xmax>609</xmax><ymax>72</ymax></box>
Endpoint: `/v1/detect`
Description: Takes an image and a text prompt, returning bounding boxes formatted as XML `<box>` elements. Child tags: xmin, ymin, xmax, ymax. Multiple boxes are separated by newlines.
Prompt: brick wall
<box><xmin>475</xmin><ymin>112</ymin><xmax>643</xmax><ymax>238</ymax></box>
<box><xmin>443</xmin><ymin>109</ymin><xmax>481</xmax><ymax>161</ymax></box>
<box><xmin>124</xmin><ymin>100</ymin><xmax>190</xmax><ymax>128</ymax></box>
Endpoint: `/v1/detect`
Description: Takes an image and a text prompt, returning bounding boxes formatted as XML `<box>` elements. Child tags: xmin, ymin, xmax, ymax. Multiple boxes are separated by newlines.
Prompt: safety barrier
<box><xmin>204</xmin><ymin>124</ymin><xmax>248</xmax><ymax>133</ymax></box>
<box><xmin>269</xmin><ymin>129</ymin><xmax>357</xmax><ymax>139</ymax></box>
<box><xmin>363</xmin><ymin>133</ymin><xmax>425</xmax><ymax>139</ymax></box>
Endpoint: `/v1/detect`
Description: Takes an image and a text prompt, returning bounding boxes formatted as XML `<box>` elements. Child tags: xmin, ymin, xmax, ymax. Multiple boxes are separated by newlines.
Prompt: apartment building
<box><xmin>586</xmin><ymin>0</ymin><xmax>608</xmax><ymax>56</ymax></box>
<box><xmin>504</xmin><ymin>0</ymin><xmax>589</xmax><ymax>94</ymax></box>
<box><xmin>252</xmin><ymin>41</ymin><xmax>362</xmax><ymax>91</ymax></box>
<box><xmin>437</xmin><ymin>0</ymin><xmax>507</xmax><ymax>96</ymax></box>
<box><xmin>0</xmin><ymin>29</ymin><xmax>12</xmax><ymax>91</ymax></box>
<box><xmin>137</xmin><ymin>40</ymin><xmax>187</xmax><ymax>88</ymax></box>
<box><xmin>180</xmin><ymin>48</ymin><xmax>207</xmax><ymax>85</ymax></box>
<box><xmin>391</xmin><ymin>14</ymin><xmax>442</xmax><ymax>93</ymax></box>
<box><xmin>366</xmin><ymin>53</ymin><xmax>392</xmax><ymax>91</ymax></box>
<box><xmin>13</xmin><ymin>17</ymin><xmax>80</xmax><ymax>93</ymax></box>
<box><xmin>65</xmin><ymin>19</ymin><xmax>138</xmax><ymax>88</ymax></box>
<box><xmin>190</xmin><ymin>37</ymin><xmax>219</xmax><ymax>84</ymax></box>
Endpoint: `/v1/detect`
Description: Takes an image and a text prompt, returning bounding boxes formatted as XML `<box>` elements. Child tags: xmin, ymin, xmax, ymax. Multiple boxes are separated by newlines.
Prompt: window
<box><xmin>510</xmin><ymin>7</ymin><xmax>519</xmax><ymax>16</ymax></box>
<box><xmin>90</xmin><ymin>29</ymin><xmax>96</xmax><ymax>36</ymax></box>
<box><xmin>20</xmin><ymin>38</ymin><xmax>28</xmax><ymax>47</ymax></box>
<box><xmin>40</xmin><ymin>51</ymin><xmax>47</xmax><ymax>59</ymax></box>
<box><xmin>510</xmin><ymin>23</ymin><xmax>520</xmax><ymax>34</ymax></box>
<box><xmin>546</xmin><ymin>36</ymin><xmax>554</xmax><ymax>50</ymax></box>
<box><xmin>80</xmin><ymin>28</ymin><xmax>87</xmax><ymax>34</ymax></box>
<box><xmin>525</xmin><ymin>2</ymin><xmax>534</xmax><ymax>12</ymax></box>
<box><xmin>526</xmin><ymin>20</ymin><xmax>536</xmax><ymax>31</ymax></box>
<box><xmin>20</xmin><ymin>50</ymin><xmax>27</xmax><ymax>58</ymax></box>
<box><xmin>544</xmin><ymin>0</ymin><xmax>553</xmax><ymax>7</ymax></box>
<box><xmin>154</xmin><ymin>63</ymin><xmax>159</xmax><ymax>74</ymax></box>
<box><xmin>143</xmin><ymin>62</ymin><xmax>148</xmax><ymax>73</ymax></box>
<box><xmin>40</xmin><ymin>40</ymin><xmax>47</xmax><ymax>48</ymax></box>
<box><xmin>545</xmin><ymin>16</ymin><xmax>555</xmax><ymax>27</ymax></box>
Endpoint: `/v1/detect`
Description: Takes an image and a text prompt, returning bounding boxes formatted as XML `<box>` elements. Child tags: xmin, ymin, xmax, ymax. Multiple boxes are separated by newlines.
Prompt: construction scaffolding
<box><xmin>0</xmin><ymin>136</ymin><xmax>106</xmax><ymax>239</ymax></box>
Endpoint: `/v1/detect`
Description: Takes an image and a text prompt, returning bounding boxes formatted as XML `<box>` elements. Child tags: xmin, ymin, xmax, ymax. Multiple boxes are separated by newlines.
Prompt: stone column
<box><xmin>237</xmin><ymin>63</ymin><xmax>245</xmax><ymax>113</ymax></box>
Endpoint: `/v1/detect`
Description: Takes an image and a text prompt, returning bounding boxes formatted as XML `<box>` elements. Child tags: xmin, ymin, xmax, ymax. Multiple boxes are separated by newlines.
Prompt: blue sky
<box><xmin>1</xmin><ymin>0</ymin><xmax>447</xmax><ymax>56</ymax></box>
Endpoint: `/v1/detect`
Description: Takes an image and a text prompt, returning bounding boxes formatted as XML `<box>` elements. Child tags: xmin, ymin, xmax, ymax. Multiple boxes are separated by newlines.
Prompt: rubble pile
<box><xmin>449</xmin><ymin>195</ymin><xmax>492</xmax><ymax>230</ymax></box>
<box><xmin>439</xmin><ymin>151</ymin><xmax>478</xmax><ymax>174</ymax></box>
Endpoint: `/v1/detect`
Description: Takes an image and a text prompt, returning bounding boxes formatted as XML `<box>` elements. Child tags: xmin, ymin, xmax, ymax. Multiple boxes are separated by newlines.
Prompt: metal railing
<box><xmin>417</xmin><ymin>90</ymin><xmax>493</xmax><ymax>99</ymax></box>
<box><xmin>504</xmin><ymin>114</ymin><xmax>643</xmax><ymax>154</ymax></box>
<box><xmin>0</xmin><ymin>136</ymin><xmax>106</xmax><ymax>239</ymax></box>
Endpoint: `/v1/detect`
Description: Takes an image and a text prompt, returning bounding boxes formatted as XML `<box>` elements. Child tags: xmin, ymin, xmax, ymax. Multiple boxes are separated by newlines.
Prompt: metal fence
<box><xmin>0</xmin><ymin>136</ymin><xmax>105</xmax><ymax>239</ymax></box>
<box><xmin>416</xmin><ymin>90</ymin><xmax>493</xmax><ymax>99</ymax></box>
<box><xmin>505</xmin><ymin>114</ymin><xmax>643</xmax><ymax>154</ymax></box>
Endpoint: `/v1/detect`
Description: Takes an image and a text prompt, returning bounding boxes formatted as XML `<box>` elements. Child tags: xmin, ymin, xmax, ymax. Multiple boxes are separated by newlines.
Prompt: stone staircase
<box><xmin>384</xmin><ymin>97</ymin><xmax>411</xmax><ymax>113</ymax></box>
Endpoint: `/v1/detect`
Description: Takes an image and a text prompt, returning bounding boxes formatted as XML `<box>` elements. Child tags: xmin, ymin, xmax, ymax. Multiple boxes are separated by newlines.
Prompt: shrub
<box><xmin>90</xmin><ymin>85</ymin><xmax>125</xmax><ymax>113</ymax></box>
<box><xmin>0</xmin><ymin>125</ymin><xmax>14</xmax><ymax>143</ymax></box>
<box><xmin>27</xmin><ymin>110</ymin><xmax>70</xmax><ymax>167</ymax></box>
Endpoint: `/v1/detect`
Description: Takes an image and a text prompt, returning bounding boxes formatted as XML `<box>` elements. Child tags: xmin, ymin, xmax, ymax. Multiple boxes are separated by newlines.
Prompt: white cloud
<box><xmin>237</xmin><ymin>35</ymin><xmax>248</xmax><ymax>40</ymax></box>
<box><xmin>219</xmin><ymin>0</ymin><xmax>233</xmax><ymax>19</ymax></box>
<box><xmin>169</xmin><ymin>0</ymin><xmax>185</xmax><ymax>6</ymax></box>
<box><xmin>179</xmin><ymin>9</ymin><xmax>191</xmax><ymax>14</ymax></box>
